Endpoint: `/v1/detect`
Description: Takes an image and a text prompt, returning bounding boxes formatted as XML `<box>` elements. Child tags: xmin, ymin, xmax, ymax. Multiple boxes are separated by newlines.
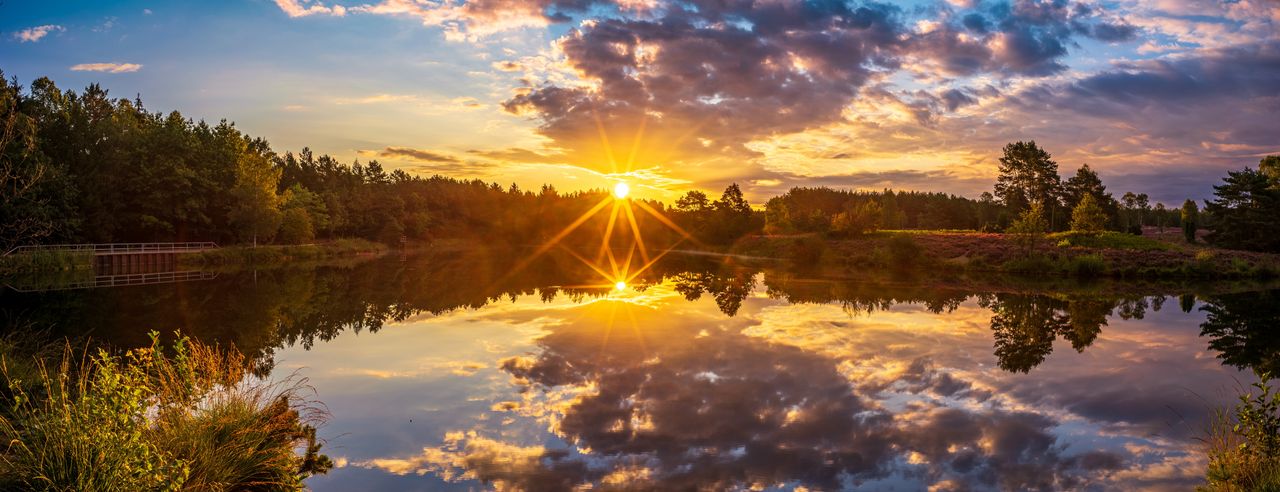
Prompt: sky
<box><xmin>0</xmin><ymin>0</ymin><xmax>1277</xmax><ymax>204</ymax></box>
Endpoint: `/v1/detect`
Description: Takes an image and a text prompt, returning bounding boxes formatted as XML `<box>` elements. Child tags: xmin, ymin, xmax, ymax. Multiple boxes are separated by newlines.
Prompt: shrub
<box><xmin>0</xmin><ymin>333</ymin><xmax>331</xmax><ymax>490</ymax></box>
<box><xmin>1065</xmin><ymin>254</ymin><xmax>1107</xmax><ymax>277</ymax></box>
<box><xmin>885</xmin><ymin>235</ymin><xmax>923</xmax><ymax>268</ymax></box>
<box><xmin>788</xmin><ymin>235</ymin><xmax>827</xmax><ymax>267</ymax></box>
<box><xmin>1202</xmin><ymin>372</ymin><xmax>1280</xmax><ymax>491</ymax></box>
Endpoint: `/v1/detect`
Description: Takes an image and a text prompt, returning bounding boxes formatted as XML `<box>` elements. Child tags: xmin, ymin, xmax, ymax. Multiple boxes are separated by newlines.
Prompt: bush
<box><xmin>1202</xmin><ymin>372</ymin><xmax>1280</xmax><ymax>491</ymax></box>
<box><xmin>0</xmin><ymin>333</ymin><xmax>331</xmax><ymax>490</ymax></box>
<box><xmin>885</xmin><ymin>235</ymin><xmax>923</xmax><ymax>268</ymax></box>
<box><xmin>788</xmin><ymin>235</ymin><xmax>827</xmax><ymax>267</ymax></box>
<box><xmin>1065</xmin><ymin>254</ymin><xmax>1107</xmax><ymax>277</ymax></box>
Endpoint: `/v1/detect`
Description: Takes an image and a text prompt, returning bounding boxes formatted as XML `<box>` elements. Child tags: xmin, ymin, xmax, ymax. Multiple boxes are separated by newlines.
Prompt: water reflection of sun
<box><xmin>493</xmin><ymin>122</ymin><xmax>703</xmax><ymax>300</ymax></box>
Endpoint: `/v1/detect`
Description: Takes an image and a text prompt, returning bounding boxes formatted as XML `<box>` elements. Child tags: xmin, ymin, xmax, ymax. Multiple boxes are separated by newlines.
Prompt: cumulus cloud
<box><xmin>14</xmin><ymin>25</ymin><xmax>64</xmax><ymax>43</ymax></box>
<box><xmin>274</xmin><ymin>0</ymin><xmax>346</xmax><ymax>18</ymax></box>
<box><xmin>271</xmin><ymin>0</ymin><xmax>1274</xmax><ymax>202</ymax></box>
<box><xmin>69</xmin><ymin>63</ymin><xmax>143</xmax><ymax>73</ymax></box>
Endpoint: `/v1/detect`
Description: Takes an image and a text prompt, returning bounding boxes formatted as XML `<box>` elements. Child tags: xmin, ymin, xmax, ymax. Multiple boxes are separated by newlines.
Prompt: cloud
<box><xmin>69</xmin><ymin>63</ymin><xmax>143</xmax><ymax>73</ymax></box>
<box><xmin>14</xmin><ymin>25</ymin><xmax>64</xmax><ymax>43</ymax></box>
<box><xmin>377</xmin><ymin>146</ymin><xmax>460</xmax><ymax>163</ymax></box>
<box><xmin>268</xmin><ymin>0</ymin><xmax>1273</xmax><ymax>202</ymax></box>
<box><xmin>274</xmin><ymin>0</ymin><xmax>347</xmax><ymax>18</ymax></box>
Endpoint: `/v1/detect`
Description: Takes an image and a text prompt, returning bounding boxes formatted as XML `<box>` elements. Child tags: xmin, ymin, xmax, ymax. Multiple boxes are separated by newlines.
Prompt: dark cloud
<box><xmin>941</xmin><ymin>88</ymin><xmax>978</xmax><ymax>111</ymax></box>
<box><xmin>502</xmin><ymin>1</ymin><xmax>909</xmax><ymax>167</ymax></box>
<box><xmin>1065</xmin><ymin>41</ymin><xmax>1280</xmax><ymax>108</ymax></box>
<box><xmin>1087</xmin><ymin>20</ymin><xmax>1138</xmax><ymax>42</ymax></box>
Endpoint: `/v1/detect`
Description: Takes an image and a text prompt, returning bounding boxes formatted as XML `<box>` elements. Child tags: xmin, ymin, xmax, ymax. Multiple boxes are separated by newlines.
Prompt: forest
<box><xmin>2</xmin><ymin>72</ymin><xmax>1278</xmax><ymax>253</ymax></box>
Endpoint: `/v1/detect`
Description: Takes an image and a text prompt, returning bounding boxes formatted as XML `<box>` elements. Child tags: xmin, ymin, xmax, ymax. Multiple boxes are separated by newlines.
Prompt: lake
<box><xmin>2</xmin><ymin>250</ymin><xmax>1276</xmax><ymax>491</ymax></box>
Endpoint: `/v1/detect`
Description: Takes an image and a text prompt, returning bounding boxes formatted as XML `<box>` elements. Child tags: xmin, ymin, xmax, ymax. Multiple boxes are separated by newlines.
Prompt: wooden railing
<box><xmin>4</xmin><ymin>242</ymin><xmax>219</xmax><ymax>256</ymax></box>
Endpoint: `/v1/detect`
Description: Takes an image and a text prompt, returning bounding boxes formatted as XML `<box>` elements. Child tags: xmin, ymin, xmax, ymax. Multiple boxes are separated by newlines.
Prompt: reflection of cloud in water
<box><xmin>348</xmin><ymin>287</ymin><xmax>1232</xmax><ymax>490</ymax></box>
<box><xmin>295</xmin><ymin>268</ymin><xmax>1257</xmax><ymax>491</ymax></box>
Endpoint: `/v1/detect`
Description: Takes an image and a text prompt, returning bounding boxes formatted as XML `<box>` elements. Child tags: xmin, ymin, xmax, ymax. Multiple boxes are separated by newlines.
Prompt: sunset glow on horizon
<box><xmin>1</xmin><ymin>1</ymin><xmax>1277</xmax><ymax>203</ymax></box>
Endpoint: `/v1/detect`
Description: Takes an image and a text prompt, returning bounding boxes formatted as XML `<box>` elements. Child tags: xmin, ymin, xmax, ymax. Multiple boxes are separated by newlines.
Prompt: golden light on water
<box><xmin>613</xmin><ymin>182</ymin><xmax>630</xmax><ymax>199</ymax></box>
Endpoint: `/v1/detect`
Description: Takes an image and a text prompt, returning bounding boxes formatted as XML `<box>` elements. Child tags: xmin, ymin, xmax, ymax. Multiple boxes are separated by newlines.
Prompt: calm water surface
<box><xmin>3</xmin><ymin>252</ymin><xmax>1277</xmax><ymax>491</ymax></box>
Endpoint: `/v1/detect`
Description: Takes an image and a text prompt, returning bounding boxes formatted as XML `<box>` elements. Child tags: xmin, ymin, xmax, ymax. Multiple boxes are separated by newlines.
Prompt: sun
<box><xmin>615</xmin><ymin>280</ymin><xmax>627</xmax><ymax>291</ymax></box>
<box><xmin>613</xmin><ymin>182</ymin><xmax>630</xmax><ymax>199</ymax></box>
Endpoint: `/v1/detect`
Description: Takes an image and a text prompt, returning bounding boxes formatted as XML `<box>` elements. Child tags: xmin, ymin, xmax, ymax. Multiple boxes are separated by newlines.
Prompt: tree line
<box><xmin>2</xmin><ymin>72</ymin><xmax>1278</xmax><ymax>253</ymax></box>
<box><xmin>0</xmin><ymin>72</ymin><xmax>757</xmax><ymax>250</ymax></box>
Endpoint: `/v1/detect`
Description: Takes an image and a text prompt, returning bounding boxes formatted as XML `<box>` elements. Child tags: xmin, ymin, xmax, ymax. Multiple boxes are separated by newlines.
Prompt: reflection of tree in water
<box><xmin>980</xmin><ymin>294</ymin><xmax>1144</xmax><ymax>373</ymax></box>
<box><xmin>1199</xmin><ymin>290</ymin><xmax>1280</xmax><ymax>374</ymax></box>
<box><xmin>670</xmin><ymin>269</ymin><xmax>756</xmax><ymax>316</ymax></box>
<box><xmin>762</xmin><ymin>273</ymin><xmax>968</xmax><ymax>316</ymax></box>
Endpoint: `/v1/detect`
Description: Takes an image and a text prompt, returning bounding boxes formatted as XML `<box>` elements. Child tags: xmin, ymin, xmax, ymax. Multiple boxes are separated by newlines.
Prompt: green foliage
<box><xmin>885</xmin><ymin>234</ymin><xmax>923</xmax><ymax>267</ymax></box>
<box><xmin>830</xmin><ymin>200</ymin><xmax>882</xmax><ymax>237</ymax></box>
<box><xmin>1183</xmin><ymin>199</ymin><xmax>1199</xmax><ymax>244</ymax></box>
<box><xmin>1205</xmin><ymin>166</ymin><xmax>1280</xmax><ymax>251</ymax></box>
<box><xmin>994</xmin><ymin>141</ymin><xmax>1065</xmax><ymax>229</ymax></box>
<box><xmin>764</xmin><ymin>187</ymin><xmax>995</xmax><ymax>234</ymax></box>
<box><xmin>1062</xmin><ymin>164</ymin><xmax>1118</xmax><ymax>227</ymax></box>
<box><xmin>0</xmin><ymin>249</ymin><xmax>92</xmax><ymax>275</ymax></box>
<box><xmin>1202</xmin><ymin>372</ymin><xmax>1280</xmax><ymax>491</ymax></box>
<box><xmin>228</xmin><ymin>141</ymin><xmax>283</xmax><ymax>246</ymax></box>
<box><xmin>1007</xmin><ymin>202</ymin><xmax>1048</xmax><ymax>256</ymax></box>
<box><xmin>1050</xmin><ymin>231</ymin><xmax>1172</xmax><ymax>251</ymax></box>
<box><xmin>0</xmin><ymin>333</ymin><xmax>330</xmax><ymax>490</ymax></box>
<box><xmin>277</xmin><ymin>207</ymin><xmax>315</xmax><ymax>245</ymax></box>
<box><xmin>1069</xmin><ymin>193</ymin><xmax>1109</xmax><ymax>233</ymax></box>
<box><xmin>674</xmin><ymin>184</ymin><xmax>760</xmax><ymax>245</ymax></box>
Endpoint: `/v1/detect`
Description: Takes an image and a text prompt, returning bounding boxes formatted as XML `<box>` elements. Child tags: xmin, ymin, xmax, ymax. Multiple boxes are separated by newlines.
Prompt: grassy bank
<box><xmin>733</xmin><ymin>230</ymin><xmax>1280</xmax><ymax>280</ymax></box>
<box><xmin>177</xmin><ymin>238</ymin><xmax>388</xmax><ymax>268</ymax></box>
<box><xmin>0</xmin><ymin>333</ymin><xmax>331</xmax><ymax>490</ymax></box>
<box><xmin>0</xmin><ymin>250</ymin><xmax>93</xmax><ymax>276</ymax></box>
<box><xmin>1201</xmin><ymin>373</ymin><xmax>1280</xmax><ymax>491</ymax></box>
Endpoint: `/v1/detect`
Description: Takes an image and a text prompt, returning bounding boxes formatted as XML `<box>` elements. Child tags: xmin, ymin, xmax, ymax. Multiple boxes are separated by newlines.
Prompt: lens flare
<box><xmin>613</xmin><ymin>182</ymin><xmax>630</xmax><ymax>199</ymax></box>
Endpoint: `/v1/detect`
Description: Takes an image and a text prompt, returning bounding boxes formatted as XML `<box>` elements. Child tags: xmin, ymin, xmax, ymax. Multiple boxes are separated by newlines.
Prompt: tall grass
<box><xmin>1201</xmin><ymin>372</ymin><xmax>1280</xmax><ymax>491</ymax></box>
<box><xmin>0</xmin><ymin>333</ymin><xmax>331</xmax><ymax>490</ymax></box>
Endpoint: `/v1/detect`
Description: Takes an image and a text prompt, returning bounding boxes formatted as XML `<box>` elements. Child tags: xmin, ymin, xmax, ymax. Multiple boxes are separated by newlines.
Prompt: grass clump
<box><xmin>0</xmin><ymin>332</ymin><xmax>331</xmax><ymax>491</ymax></box>
<box><xmin>1063</xmin><ymin>254</ymin><xmax>1108</xmax><ymax>277</ymax></box>
<box><xmin>1051</xmin><ymin>231</ymin><xmax>1172</xmax><ymax>251</ymax></box>
<box><xmin>1201</xmin><ymin>372</ymin><xmax>1280</xmax><ymax>491</ymax></box>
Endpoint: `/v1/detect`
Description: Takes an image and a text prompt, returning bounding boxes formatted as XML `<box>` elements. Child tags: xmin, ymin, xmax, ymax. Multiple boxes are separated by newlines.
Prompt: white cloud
<box><xmin>69</xmin><ymin>63</ymin><xmax>143</xmax><ymax>73</ymax></box>
<box><xmin>274</xmin><ymin>0</ymin><xmax>347</xmax><ymax>18</ymax></box>
<box><xmin>14</xmin><ymin>25</ymin><xmax>64</xmax><ymax>43</ymax></box>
